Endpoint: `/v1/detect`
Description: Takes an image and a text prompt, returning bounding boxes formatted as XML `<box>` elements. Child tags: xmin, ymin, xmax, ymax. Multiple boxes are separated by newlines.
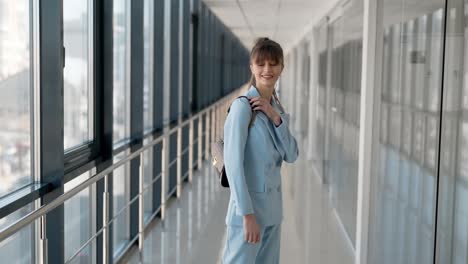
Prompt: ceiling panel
<box><xmin>204</xmin><ymin>0</ymin><xmax>340</xmax><ymax>51</ymax></box>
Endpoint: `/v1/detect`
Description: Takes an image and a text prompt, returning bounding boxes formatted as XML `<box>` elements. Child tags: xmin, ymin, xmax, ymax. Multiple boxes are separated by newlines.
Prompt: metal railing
<box><xmin>0</xmin><ymin>85</ymin><xmax>247</xmax><ymax>264</ymax></box>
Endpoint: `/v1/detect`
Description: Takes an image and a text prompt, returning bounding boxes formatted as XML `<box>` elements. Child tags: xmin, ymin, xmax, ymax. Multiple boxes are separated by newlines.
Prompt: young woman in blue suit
<box><xmin>222</xmin><ymin>37</ymin><xmax>299</xmax><ymax>263</ymax></box>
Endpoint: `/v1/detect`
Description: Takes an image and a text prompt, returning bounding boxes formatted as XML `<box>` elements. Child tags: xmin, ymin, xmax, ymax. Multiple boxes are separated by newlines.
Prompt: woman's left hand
<box><xmin>249</xmin><ymin>97</ymin><xmax>282</xmax><ymax>126</ymax></box>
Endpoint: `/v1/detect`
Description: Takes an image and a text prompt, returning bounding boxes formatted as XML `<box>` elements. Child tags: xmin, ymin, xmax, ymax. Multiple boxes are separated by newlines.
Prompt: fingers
<box><xmin>244</xmin><ymin>231</ymin><xmax>261</xmax><ymax>244</ymax></box>
<box><xmin>250</xmin><ymin>98</ymin><xmax>267</xmax><ymax>112</ymax></box>
<box><xmin>246</xmin><ymin>232</ymin><xmax>252</xmax><ymax>243</ymax></box>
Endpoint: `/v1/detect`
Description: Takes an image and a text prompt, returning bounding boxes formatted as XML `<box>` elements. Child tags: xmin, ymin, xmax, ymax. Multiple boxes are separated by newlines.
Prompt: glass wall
<box><xmin>63</xmin><ymin>0</ymin><xmax>92</xmax><ymax>150</ymax></box>
<box><xmin>113</xmin><ymin>0</ymin><xmax>131</xmax><ymax>144</ymax></box>
<box><xmin>437</xmin><ymin>1</ymin><xmax>468</xmax><ymax>263</ymax></box>
<box><xmin>0</xmin><ymin>0</ymin><xmax>32</xmax><ymax>197</ymax></box>
<box><xmin>0</xmin><ymin>0</ymin><xmax>250</xmax><ymax>262</ymax></box>
<box><xmin>143</xmin><ymin>0</ymin><xmax>153</xmax><ymax>132</ymax></box>
<box><xmin>325</xmin><ymin>2</ymin><xmax>364</xmax><ymax>247</ymax></box>
<box><xmin>143</xmin><ymin>0</ymin><xmax>154</xmax><ymax>223</ymax></box>
<box><xmin>368</xmin><ymin>2</ymin><xmax>445</xmax><ymax>263</ymax></box>
<box><xmin>282</xmin><ymin>1</ymin><xmax>364</xmax><ymax>252</ymax></box>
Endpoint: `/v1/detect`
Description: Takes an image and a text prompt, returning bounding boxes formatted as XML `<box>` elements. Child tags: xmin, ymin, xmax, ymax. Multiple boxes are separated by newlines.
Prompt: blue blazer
<box><xmin>224</xmin><ymin>86</ymin><xmax>299</xmax><ymax>227</ymax></box>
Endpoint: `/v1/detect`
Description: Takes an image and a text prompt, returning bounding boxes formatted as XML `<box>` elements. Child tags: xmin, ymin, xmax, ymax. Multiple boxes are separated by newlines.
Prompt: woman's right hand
<box><xmin>243</xmin><ymin>214</ymin><xmax>261</xmax><ymax>244</ymax></box>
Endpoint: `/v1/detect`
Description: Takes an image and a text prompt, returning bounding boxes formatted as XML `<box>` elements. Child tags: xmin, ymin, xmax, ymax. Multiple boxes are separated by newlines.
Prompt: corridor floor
<box><xmin>124</xmin><ymin>138</ymin><xmax>355</xmax><ymax>264</ymax></box>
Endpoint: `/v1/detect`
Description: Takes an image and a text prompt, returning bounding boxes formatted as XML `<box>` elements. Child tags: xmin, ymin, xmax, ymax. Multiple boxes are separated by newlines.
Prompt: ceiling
<box><xmin>203</xmin><ymin>0</ymin><xmax>340</xmax><ymax>52</ymax></box>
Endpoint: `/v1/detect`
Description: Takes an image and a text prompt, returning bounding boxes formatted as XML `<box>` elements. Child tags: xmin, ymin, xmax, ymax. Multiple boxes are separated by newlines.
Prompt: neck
<box><xmin>255</xmin><ymin>84</ymin><xmax>275</xmax><ymax>101</ymax></box>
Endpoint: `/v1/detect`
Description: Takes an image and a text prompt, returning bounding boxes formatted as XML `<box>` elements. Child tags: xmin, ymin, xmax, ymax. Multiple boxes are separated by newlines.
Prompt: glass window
<box><xmin>0</xmin><ymin>0</ymin><xmax>32</xmax><ymax>197</ymax></box>
<box><xmin>113</xmin><ymin>0</ymin><xmax>130</xmax><ymax>144</ymax></box>
<box><xmin>63</xmin><ymin>0</ymin><xmax>92</xmax><ymax>150</ymax></box>
<box><xmin>143</xmin><ymin>0</ymin><xmax>153</xmax><ymax>132</ymax></box>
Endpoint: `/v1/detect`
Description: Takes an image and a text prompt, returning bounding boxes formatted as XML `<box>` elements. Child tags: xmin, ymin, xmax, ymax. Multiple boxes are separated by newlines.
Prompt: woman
<box><xmin>222</xmin><ymin>37</ymin><xmax>299</xmax><ymax>263</ymax></box>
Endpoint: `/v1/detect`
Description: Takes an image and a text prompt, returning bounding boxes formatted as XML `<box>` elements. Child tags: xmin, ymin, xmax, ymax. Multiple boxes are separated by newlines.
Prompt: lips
<box><xmin>261</xmin><ymin>74</ymin><xmax>273</xmax><ymax>79</ymax></box>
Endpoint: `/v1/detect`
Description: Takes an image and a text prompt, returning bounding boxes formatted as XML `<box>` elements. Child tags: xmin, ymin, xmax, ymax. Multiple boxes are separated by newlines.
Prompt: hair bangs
<box><xmin>252</xmin><ymin>44</ymin><xmax>283</xmax><ymax>65</ymax></box>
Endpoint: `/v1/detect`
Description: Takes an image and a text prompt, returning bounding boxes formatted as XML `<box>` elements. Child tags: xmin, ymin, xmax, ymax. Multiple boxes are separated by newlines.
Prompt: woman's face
<box><xmin>250</xmin><ymin>58</ymin><xmax>283</xmax><ymax>88</ymax></box>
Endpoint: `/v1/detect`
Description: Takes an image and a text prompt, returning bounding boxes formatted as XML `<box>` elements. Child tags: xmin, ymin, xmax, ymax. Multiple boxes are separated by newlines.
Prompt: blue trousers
<box><xmin>222</xmin><ymin>224</ymin><xmax>281</xmax><ymax>264</ymax></box>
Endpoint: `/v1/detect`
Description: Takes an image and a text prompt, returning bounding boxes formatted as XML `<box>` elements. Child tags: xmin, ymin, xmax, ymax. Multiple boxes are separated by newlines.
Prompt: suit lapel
<box><xmin>246</xmin><ymin>86</ymin><xmax>286</xmax><ymax>157</ymax></box>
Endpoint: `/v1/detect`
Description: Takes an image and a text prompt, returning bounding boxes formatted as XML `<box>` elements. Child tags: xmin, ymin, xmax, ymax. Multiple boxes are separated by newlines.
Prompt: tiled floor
<box><xmin>124</xmin><ymin>136</ymin><xmax>355</xmax><ymax>264</ymax></box>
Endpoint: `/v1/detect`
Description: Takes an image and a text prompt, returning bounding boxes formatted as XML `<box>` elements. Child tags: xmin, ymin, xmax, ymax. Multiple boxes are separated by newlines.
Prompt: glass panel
<box><xmin>326</xmin><ymin>1</ymin><xmax>363</xmax><ymax>247</ymax></box>
<box><xmin>0</xmin><ymin>203</ymin><xmax>34</xmax><ymax>263</ymax></box>
<box><xmin>67</xmin><ymin>240</ymin><xmax>96</xmax><ymax>264</ymax></box>
<box><xmin>369</xmin><ymin>1</ymin><xmax>445</xmax><ymax>263</ymax></box>
<box><xmin>0</xmin><ymin>0</ymin><xmax>32</xmax><ymax>197</ymax></box>
<box><xmin>143</xmin><ymin>0</ymin><xmax>153</xmax><ymax>132</ymax></box>
<box><xmin>113</xmin><ymin>151</ymin><xmax>129</xmax><ymax>257</ymax></box>
<box><xmin>437</xmin><ymin>1</ymin><xmax>468</xmax><ymax>263</ymax></box>
<box><xmin>143</xmin><ymin>138</ymin><xmax>153</xmax><ymax>222</ymax></box>
<box><xmin>113</xmin><ymin>0</ymin><xmax>130</xmax><ymax>144</ymax></box>
<box><xmin>63</xmin><ymin>0</ymin><xmax>91</xmax><ymax>150</ymax></box>
<box><xmin>64</xmin><ymin>172</ymin><xmax>93</xmax><ymax>263</ymax></box>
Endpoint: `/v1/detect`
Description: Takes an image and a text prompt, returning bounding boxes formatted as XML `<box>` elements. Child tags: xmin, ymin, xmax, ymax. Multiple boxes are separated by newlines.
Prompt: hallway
<box><xmin>124</xmin><ymin>136</ymin><xmax>354</xmax><ymax>264</ymax></box>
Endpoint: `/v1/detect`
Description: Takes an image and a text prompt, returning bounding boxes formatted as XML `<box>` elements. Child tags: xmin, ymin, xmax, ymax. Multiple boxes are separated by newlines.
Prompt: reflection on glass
<box><xmin>326</xmin><ymin>2</ymin><xmax>363</xmax><ymax>246</ymax></box>
<box><xmin>0</xmin><ymin>203</ymin><xmax>34</xmax><ymax>263</ymax></box>
<box><xmin>316</xmin><ymin>24</ymin><xmax>328</xmax><ymax>180</ymax></box>
<box><xmin>437</xmin><ymin>1</ymin><xmax>468</xmax><ymax>263</ymax></box>
<box><xmin>368</xmin><ymin>2</ymin><xmax>445</xmax><ymax>264</ymax></box>
<box><xmin>63</xmin><ymin>0</ymin><xmax>91</xmax><ymax>150</ymax></box>
<box><xmin>0</xmin><ymin>0</ymin><xmax>32</xmax><ymax>197</ymax></box>
<box><xmin>113</xmin><ymin>0</ymin><xmax>130</xmax><ymax>144</ymax></box>
<box><xmin>143</xmin><ymin>0</ymin><xmax>153</xmax><ymax>132</ymax></box>
<box><xmin>113</xmin><ymin>151</ymin><xmax>129</xmax><ymax>257</ymax></box>
<box><xmin>143</xmin><ymin>139</ymin><xmax>153</xmax><ymax>222</ymax></box>
<box><xmin>64</xmin><ymin>172</ymin><xmax>93</xmax><ymax>263</ymax></box>
<box><xmin>67</xmin><ymin>240</ymin><xmax>95</xmax><ymax>264</ymax></box>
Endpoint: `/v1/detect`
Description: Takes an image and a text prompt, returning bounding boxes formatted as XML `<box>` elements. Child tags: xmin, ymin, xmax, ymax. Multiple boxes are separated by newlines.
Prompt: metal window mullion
<box><xmin>189</xmin><ymin>119</ymin><xmax>194</xmax><ymax>182</ymax></box>
<box><xmin>161</xmin><ymin>133</ymin><xmax>169</xmax><ymax>220</ymax></box>
<box><xmin>102</xmin><ymin>175</ymin><xmax>110</xmax><ymax>264</ymax></box>
<box><xmin>95</xmin><ymin>0</ymin><xmax>114</xmax><ymax>261</ymax></box>
<box><xmin>138</xmin><ymin>152</ymin><xmax>144</xmax><ymax>254</ymax></box>
<box><xmin>32</xmin><ymin>0</ymin><xmax>42</xmax><ymax>261</ymax></box>
<box><xmin>355</xmin><ymin>0</ymin><xmax>383</xmax><ymax>264</ymax></box>
<box><xmin>198</xmin><ymin>116</ymin><xmax>203</xmax><ymax>168</ymax></box>
<box><xmin>129</xmin><ymin>0</ymin><xmax>144</xmax><ymax>243</ymax></box>
<box><xmin>178</xmin><ymin>0</ymin><xmax>184</xmax><ymax>121</ymax></box>
<box><xmin>39</xmin><ymin>0</ymin><xmax>65</xmax><ymax>262</ymax></box>
<box><xmin>177</xmin><ymin>127</ymin><xmax>182</xmax><ymax>198</ymax></box>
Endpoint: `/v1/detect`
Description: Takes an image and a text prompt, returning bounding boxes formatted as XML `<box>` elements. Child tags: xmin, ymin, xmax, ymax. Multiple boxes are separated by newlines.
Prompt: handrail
<box><xmin>0</xmin><ymin>84</ymin><xmax>247</xmax><ymax>245</ymax></box>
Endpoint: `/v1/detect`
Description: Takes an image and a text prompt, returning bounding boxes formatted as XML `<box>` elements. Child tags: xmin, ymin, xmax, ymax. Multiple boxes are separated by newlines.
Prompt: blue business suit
<box><xmin>222</xmin><ymin>86</ymin><xmax>299</xmax><ymax>264</ymax></box>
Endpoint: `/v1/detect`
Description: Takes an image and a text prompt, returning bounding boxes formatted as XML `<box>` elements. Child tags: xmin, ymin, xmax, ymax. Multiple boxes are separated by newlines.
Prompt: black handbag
<box><xmin>211</xmin><ymin>96</ymin><xmax>255</xmax><ymax>188</ymax></box>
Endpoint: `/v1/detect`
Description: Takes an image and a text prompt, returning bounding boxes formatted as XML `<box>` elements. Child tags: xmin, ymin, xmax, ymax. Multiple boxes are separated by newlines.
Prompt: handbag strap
<box><xmin>227</xmin><ymin>96</ymin><xmax>256</xmax><ymax>129</ymax></box>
